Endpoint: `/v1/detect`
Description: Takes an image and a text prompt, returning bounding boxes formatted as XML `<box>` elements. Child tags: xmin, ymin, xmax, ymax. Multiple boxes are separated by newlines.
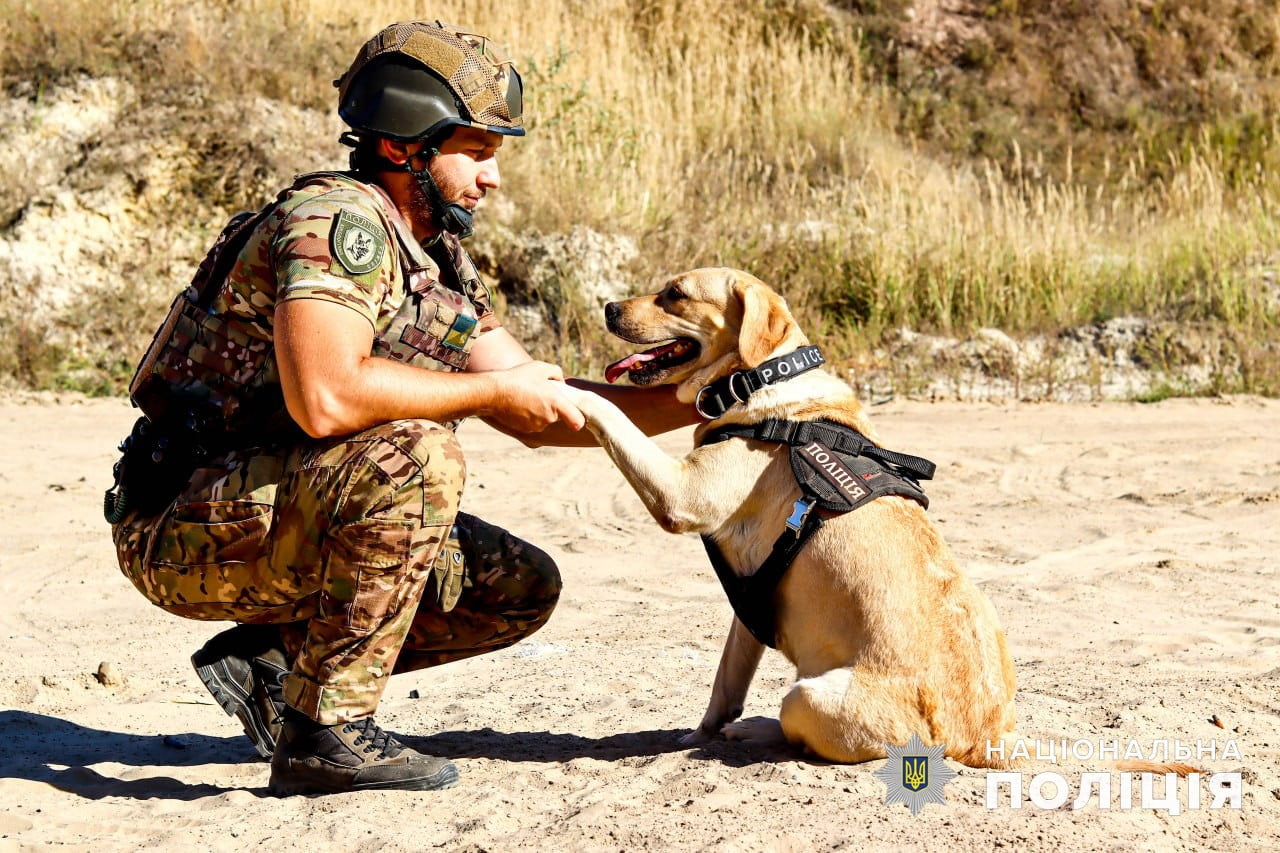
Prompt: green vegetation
<box><xmin>0</xmin><ymin>0</ymin><xmax>1277</xmax><ymax>396</ymax></box>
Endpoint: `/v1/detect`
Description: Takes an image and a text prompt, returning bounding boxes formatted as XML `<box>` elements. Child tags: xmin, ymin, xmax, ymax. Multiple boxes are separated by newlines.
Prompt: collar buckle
<box><xmin>694</xmin><ymin>385</ymin><xmax>722</xmax><ymax>420</ymax></box>
<box><xmin>694</xmin><ymin>345</ymin><xmax>824</xmax><ymax>421</ymax></box>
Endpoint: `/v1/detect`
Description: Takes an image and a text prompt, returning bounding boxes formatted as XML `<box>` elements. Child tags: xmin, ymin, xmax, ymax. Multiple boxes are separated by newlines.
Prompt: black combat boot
<box><xmin>269</xmin><ymin>707</ymin><xmax>459</xmax><ymax>795</ymax></box>
<box><xmin>191</xmin><ymin>624</ymin><xmax>290</xmax><ymax>758</ymax></box>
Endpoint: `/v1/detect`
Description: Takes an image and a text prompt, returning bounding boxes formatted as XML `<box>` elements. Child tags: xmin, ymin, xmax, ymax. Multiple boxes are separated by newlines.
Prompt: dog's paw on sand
<box><xmin>678</xmin><ymin>727</ymin><xmax>716</xmax><ymax>747</ymax></box>
<box><xmin>721</xmin><ymin>716</ymin><xmax>786</xmax><ymax>744</ymax></box>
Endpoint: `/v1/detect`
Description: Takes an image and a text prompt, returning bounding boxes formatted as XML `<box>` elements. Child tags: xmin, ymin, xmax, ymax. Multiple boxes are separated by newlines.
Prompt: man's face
<box><xmin>407</xmin><ymin>127</ymin><xmax>504</xmax><ymax>226</ymax></box>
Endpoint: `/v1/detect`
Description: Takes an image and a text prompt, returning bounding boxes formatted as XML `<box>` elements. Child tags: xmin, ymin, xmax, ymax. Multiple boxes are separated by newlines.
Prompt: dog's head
<box><xmin>602</xmin><ymin>267</ymin><xmax>807</xmax><ymax>403</ymax></box>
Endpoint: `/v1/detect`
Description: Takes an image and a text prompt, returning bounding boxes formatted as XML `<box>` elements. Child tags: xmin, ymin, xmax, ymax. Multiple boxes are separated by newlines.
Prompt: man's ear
<box><xmin>734</xmin><ymin>279</ymin><xmax>791</xmax><ymax>367</ymax></box>
<box><xmin>376</xmin><ymin>138</ymin><xmax>424</xmax><ymax>168</ymax></box>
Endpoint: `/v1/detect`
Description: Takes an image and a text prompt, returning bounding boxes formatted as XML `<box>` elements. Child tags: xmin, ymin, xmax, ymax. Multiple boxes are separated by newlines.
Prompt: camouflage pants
<box><xmin>112</xmin><ymin>419</ymin><xmax>561</xmax><ymax>724</ymax></box>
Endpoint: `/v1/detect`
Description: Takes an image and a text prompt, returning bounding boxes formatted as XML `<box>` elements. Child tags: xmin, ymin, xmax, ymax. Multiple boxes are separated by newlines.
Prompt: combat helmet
<box><xmin>335</xmin><ymin>20</ymin><xmax>524</xmax><ymax>237</ymax></box>
<box><xmin>337</xmin><ymin>20</ymin><xmax>523</xmax><ymax>142</ymax></box>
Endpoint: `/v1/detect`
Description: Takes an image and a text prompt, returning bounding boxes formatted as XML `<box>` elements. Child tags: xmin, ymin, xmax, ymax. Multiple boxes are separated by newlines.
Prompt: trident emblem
<box><xmin>874</xmin><ymin>733</ymin><xmax>957</xmax><ymax>815</ymax></box>
<box><xmin>902</xmin><ymin>755</ymin><xmax>928</xmax><ymax>792</ymax></box>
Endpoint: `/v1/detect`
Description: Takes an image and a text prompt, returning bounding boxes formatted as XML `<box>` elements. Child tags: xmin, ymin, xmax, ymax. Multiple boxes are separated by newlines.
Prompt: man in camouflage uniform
<box><xmin>109</xmin><ymin>21</ymin><xmax>696</xmax><ymax>796</ymax></box>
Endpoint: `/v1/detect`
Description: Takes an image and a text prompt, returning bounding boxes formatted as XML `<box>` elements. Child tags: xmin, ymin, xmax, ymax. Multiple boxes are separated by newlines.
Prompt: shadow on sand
<box><xmin>405</xmin><ymin>721</ymin><xmax>799</xmax><ymax>767</ymax></box>
<box><xmin>0</xmin><ymin>709</ymin><xmax>261</xmax><ymax>801</ymax></box>
<box><xmin>3</xmin><ymin>710</ymin><xmax>798</xmax><ymax>801</ymax></box>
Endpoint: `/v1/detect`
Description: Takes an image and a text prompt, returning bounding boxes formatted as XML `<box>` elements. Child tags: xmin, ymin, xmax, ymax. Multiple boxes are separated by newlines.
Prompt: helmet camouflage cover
<box><xmin>336</xmin><ymin>20</ymin><xmax>524</xmax><ymax>142</ymax></box>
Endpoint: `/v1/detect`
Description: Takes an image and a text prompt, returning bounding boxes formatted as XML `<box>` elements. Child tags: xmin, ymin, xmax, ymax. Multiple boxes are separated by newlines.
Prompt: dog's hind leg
<box><xmin>777</xmin><ymin>668</ymin><xmax>934</xmax><ymax>764</ymax></box>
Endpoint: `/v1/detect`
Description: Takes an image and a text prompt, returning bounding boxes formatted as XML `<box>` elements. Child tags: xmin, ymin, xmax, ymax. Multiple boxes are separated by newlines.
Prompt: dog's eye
<box><xmin>665</xmin><ymin>286</ymin><xmax>687</xmax><ymax>302</ymax></box>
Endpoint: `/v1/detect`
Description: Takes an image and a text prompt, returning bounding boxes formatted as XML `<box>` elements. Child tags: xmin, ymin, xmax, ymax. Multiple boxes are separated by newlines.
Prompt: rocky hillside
<box><xmin>1</xmin><ymin>1</ymin><xmax>1276</xmax><ymax>400</ymax></box>
<box><xmin>843</xmin><ymin>0</ymin><xmax>1280</xmax><ymax>181</ymax></box>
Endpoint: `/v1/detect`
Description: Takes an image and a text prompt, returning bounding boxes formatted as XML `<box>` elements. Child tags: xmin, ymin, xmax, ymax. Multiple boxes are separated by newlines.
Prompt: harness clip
<box><xmin>785</xmin><ymin>498</ymin><xmax>814</xmax><ymax>532</ymax></box>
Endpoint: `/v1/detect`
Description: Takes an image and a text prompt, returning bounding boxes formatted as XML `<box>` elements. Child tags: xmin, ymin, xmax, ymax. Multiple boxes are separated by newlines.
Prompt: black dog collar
<box><xmin>694</xmin><ymin>345</ymin><xmax>825</xmax><ymax>419</ymax></box>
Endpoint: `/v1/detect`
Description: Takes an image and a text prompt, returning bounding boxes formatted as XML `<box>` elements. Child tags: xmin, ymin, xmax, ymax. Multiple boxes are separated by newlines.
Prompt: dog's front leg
<box><xmin>680</xmin><ymin>616</ymin><xmax>764</xmax><ymax>745</ymax></box>
<box><xmin>564</xmin><ymin>388</ymin><xmax>720</xmax><ymax>533</ymax></box>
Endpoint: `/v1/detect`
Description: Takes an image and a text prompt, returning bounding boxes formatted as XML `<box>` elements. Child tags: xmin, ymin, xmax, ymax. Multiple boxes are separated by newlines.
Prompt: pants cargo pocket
<box><xmin>146</xmin><ymin>500</ymin><xmax>290</xmax><ymax>613</ymax></box>
<box><xmin>325</xmin><ymin>517</ymin><xmax>416</xmax><ymax>632</ymax></box>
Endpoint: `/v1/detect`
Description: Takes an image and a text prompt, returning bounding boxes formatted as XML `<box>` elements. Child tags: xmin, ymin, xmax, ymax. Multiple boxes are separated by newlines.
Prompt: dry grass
<box><xmin>1</xmin><ymin>0</ymin><xmax>1277</xmax><ymax>395</ymax></box>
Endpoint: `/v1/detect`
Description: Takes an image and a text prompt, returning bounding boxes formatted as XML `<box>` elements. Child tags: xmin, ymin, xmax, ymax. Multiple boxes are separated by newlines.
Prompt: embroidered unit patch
<box><xmin>331</xmin><ymin>209</ymin><xmax>386</xmax><ymax>275</ymax></box>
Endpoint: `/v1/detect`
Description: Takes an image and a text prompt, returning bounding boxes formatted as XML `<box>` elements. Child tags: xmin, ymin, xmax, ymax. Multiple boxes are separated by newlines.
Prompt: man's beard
<box><xmin>408</xmin><ymin>160</ymin><xmax>470</xmax><ymax>231</ymax></box>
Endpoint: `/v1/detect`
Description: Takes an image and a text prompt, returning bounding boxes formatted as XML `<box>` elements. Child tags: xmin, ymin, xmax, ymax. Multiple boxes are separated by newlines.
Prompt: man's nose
<box><xmin>478</xmin><ymin>158</ymin><xmax>500</xmax><ymax>190</ymax></box>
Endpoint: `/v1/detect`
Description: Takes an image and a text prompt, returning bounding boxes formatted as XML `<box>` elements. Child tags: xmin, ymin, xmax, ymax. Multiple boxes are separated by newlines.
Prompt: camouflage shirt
<box><xmin>129</xmin><ymin>171</ymin><xmax>498</xmax><ymax>443</ymax></box>
<box><xmin>222</xmin><ymin>171</ymin><xmax>496</xmax><ymax>336</ymax></box>
<box><xmin>242</xmin><ymin>172</ymin><xmax>496</xmax><ymax>401</ymax></box>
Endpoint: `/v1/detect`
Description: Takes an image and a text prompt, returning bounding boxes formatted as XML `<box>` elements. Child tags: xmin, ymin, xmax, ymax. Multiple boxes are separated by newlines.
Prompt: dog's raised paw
<box><xmin>720</xmin><ymin>716</ymin><xmax>785</xmax><ymax>744</ymax></box>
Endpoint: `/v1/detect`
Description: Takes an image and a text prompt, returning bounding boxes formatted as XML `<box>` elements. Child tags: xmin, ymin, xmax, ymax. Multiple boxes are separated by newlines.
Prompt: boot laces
<box><xmin>344</xmin><ymin>717</ymin><xmax>404</xmax><ymax>759</ymax></box>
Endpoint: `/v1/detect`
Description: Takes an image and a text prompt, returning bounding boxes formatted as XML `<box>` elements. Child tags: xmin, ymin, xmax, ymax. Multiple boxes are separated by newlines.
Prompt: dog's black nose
<box><xmin>605</xmin><ymin>302</ymin><xmax>620</xmax><ymax>325</ymax></box>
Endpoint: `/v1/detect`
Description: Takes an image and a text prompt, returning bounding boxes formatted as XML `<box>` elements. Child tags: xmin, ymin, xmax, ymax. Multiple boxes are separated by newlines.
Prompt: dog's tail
<box><xmin>952</xmin><ymin>730</ymin><xmax>1022</xmax><ymax>770</ymax></box>
<box><xmin>1112</xmin><ymin>758</ymin><xmax>1200</xmax><ymax>777</ymax></box>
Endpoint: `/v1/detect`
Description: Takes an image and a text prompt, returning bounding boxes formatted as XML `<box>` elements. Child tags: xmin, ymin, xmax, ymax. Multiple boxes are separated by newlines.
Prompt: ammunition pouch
<box><xmin>128</xmin><ymin>203</ymin><xmax>284</xmax><ymax>434</ymax></box>
<box><xmin>103</xmin><ymin>416</ymin><xmax>215</xmax><ymax>523</ymax></box>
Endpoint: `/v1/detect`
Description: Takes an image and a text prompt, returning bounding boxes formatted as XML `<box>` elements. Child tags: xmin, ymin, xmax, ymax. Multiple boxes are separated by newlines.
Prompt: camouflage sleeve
<box><xmin>273</xmin><ymin>190</ymin><xmax>398</xmax><ymax>327</ymax></box>
<box><xmin>447</xmin><ymin>237</ymin><xmax>501</xmax><ymax>334</ymax></box>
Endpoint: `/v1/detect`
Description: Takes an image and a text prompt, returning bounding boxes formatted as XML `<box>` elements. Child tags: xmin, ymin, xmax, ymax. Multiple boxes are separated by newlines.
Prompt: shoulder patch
<box><xmin>331</xmin><ymin>209</ymin><xmax>387</xmax><ymax>275</ymax></box>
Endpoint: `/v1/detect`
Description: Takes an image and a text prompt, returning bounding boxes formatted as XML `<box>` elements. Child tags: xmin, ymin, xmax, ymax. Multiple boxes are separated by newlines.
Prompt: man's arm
<box><xmin>467</xmin><ymin>327</ymin><xmax>701</xmax><ymax>447</ymax></box>
<box><xmin>275</xmin><ymin>299</ymin><xmax>584</xmax><ymax>438</ymax></box>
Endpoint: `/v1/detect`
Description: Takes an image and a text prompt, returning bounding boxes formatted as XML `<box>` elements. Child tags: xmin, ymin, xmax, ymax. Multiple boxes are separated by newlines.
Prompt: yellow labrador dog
<box><xmin>563</xmin><ymin>268</ymin><xmax>1018</xmax><ymax>767</ymax></box>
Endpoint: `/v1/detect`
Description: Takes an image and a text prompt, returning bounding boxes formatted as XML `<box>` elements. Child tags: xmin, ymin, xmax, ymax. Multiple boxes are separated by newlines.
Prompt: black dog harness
<box><xmin>699</xmin><ymin>418</ymin><xmax>936</xmax><ymax>648</ymax></box>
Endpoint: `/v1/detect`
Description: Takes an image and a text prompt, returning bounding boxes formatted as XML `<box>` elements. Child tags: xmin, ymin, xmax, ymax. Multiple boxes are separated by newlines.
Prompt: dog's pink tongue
<box><xmin>604</xmin><ymin>352</ymin><xmax>656</xmax><ymax>384</ymax></box>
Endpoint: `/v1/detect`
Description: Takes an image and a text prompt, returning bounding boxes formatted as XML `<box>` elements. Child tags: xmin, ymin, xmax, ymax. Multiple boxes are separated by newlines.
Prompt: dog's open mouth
<box><xmin>604</xmin><ymin>339</ymin><xmax>699</xmax><ymax>384</ymax></box>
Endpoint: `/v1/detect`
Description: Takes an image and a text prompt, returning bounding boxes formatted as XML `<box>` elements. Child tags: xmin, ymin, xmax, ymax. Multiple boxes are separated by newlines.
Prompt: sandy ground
<box><xmin>0</xmin><ymin>393</ymin><xmax>1277</xmax><ymax>851</ymax></box>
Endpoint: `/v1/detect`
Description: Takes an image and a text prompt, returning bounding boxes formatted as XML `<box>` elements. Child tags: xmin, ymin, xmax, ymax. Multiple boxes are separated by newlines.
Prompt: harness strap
<box><xmin>701</xmin><ymin>507</ymin><xmax>825</xmax><ymax>649</ymax></box>
<box><xmin>191</xmin><ymin>209</ymin><xmax>273</xmax><ymax>310</ymax></box>
<box><xmin>425</xmin><ymin>239</ymin><xmax>468</xmax><ymax>296</ymax></box>
<box><xmin>703</xmin><ymin>418</ymin><xmax>936</xmax><ymax>481</ymax></box>
<box><xmin>697</xmin><ymin>417</ymin><xmax>936</xmax><ymax>648</ymax></box>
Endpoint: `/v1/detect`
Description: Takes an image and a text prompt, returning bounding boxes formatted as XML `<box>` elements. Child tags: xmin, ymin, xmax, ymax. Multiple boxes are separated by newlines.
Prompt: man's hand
<box><xmin>558</xmin><ymin>384</ymin><xmax>615</xmax><ymax>427</ymax></box>
<box><xmin>469</xmin><ymin>326</ymin><xmax>700</xmax><ymax>447</ymax></box>
<box><xmin>483</xmin><ymin>361</ymin><xmax>586</xmax><ymax>434</ymax></box>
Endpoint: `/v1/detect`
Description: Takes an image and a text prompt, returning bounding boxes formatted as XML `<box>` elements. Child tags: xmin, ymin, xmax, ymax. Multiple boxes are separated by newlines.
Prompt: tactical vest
<box><xmin>107</xmin><ymin>173</ymin><xmax>490</xmax><ymax>522</ymax></box>
<box><xmin>128</xmin><ymin>171</ymin><xmax>488</xmax><ymax>444</ymax></box>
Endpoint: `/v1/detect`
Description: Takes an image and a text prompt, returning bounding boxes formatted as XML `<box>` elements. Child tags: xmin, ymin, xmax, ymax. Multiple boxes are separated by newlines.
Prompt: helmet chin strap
<box><xmin>343</xmin><ymin>133</ymin><xmax>476</xmax><ymax>240</ymax></box>
<box><xmin>408</xmin><ymin>148</ymin><xmax>474</xmax><ymax>240</ymax></box>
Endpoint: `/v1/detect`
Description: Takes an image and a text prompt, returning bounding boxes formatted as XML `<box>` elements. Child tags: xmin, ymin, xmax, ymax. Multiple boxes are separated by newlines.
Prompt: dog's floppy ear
<box><xmin>734</xmin><ymin>279</ymin><xmax>791</xmax><ymax>367</ymax></box>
